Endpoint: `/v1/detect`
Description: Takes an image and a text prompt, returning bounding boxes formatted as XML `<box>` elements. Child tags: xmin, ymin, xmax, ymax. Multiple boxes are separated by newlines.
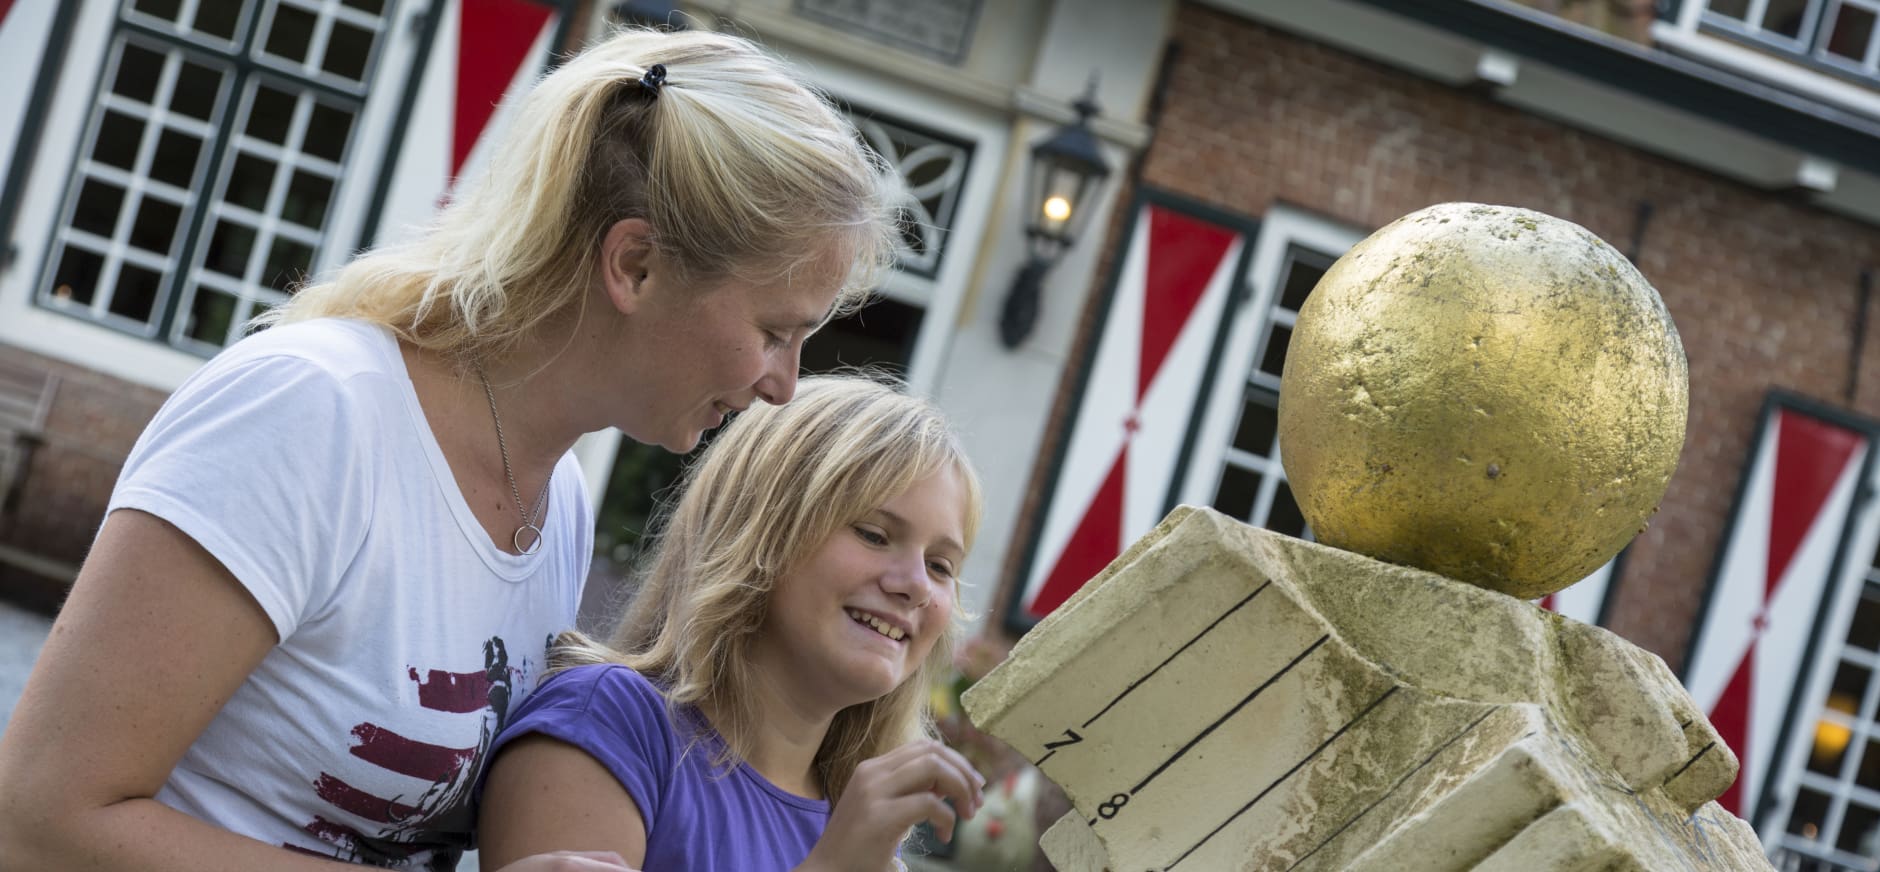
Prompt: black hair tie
<box><xmin>638</xmin><ymin>63</ymin><xmax>668</xmax><ymax>99</ymax></box>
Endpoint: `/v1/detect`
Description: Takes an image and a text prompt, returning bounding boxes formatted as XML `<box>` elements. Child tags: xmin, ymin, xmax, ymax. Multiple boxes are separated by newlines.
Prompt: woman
<box><xmin>477</xmin><ymin>376</ymin><xmax>986</xmax><ymax>872</ymax></box>
<box><xmin>0</xmin><ymin>26</ymin><xmax>896</xmax><ymax>872</ymax></box>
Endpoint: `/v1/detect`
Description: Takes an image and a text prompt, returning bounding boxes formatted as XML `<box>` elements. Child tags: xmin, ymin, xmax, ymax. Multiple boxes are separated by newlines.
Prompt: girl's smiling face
<box><xmin>753</xmin><ymin>467</ymin><xmax>969</xmax><ymax>712</ymax></box>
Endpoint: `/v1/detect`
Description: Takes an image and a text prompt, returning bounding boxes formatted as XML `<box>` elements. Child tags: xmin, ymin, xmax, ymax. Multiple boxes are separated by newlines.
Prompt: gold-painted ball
<box><xmin>1277</xmin><ymin>203</ymin><xmax>1687</xmax><ymax>599</ymax></box>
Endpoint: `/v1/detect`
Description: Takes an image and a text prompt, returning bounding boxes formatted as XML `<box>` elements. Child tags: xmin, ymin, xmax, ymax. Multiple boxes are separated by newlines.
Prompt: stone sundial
<box><xmin>962</xmin><ymin>204</ymin><xmax>1775</xmax><ymax>871</ymax></box>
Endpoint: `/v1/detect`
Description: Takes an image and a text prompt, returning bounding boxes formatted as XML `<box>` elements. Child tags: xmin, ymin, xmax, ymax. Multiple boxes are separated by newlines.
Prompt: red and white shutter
<box><xmin>372</xmin><ymin>0</ymin><xmax>562</xmax><ymax>244</ymax></box>
<box><xmin>1015</xmin><ymin>202</ymin><xmax>1246</xmax><ymax>622</ymax></box>
<box><xmin>1686</xmin><ymin>402</ymin><xmax>1874</xmax><ymax>817</ymax></box>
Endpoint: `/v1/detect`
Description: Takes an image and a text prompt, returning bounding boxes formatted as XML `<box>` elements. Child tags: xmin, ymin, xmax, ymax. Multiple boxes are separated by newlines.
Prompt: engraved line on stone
<box><xmin>1040</xmin><ymin>583</ymin><xmax>1271</xmax><ymax>768</ymax></box>
<box><xmin>1081</xmin><ymin>582</ymin><xmax>1271</xmax><ymax>730</ymax></box>
<box><xmin>1281</xmin><ymin>707</ymin><xmax>1498</xmax><ymax>872</ymax></box>
<box><xmin>1165</xmin><ymin>685</ymin><xmax>1401</xmax><ymax>870</ymax></box>
<box><xmin>1129</xmin><ymin>632</ymin><xmax>1330</xmax><ymax>798</ymax></box>
<box><xmin>1661</xmin><ymin>741</ymin><xmax>1716</xmax><ymax>788</ymax></box>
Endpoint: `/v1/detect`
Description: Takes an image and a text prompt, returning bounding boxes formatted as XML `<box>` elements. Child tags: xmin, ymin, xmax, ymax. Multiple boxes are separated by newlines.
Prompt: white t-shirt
<box><xmin>109</xmin><ymin>318</ymin><xmax>591</xmax><ymax>868</ymax></box>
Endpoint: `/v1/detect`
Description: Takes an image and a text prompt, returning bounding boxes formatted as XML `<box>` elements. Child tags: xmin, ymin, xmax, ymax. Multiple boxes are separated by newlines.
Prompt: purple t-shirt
<box><xmin>479</xmin><ymin>663</ymin><xmax>830</xmax><ymax>870</ymax></box>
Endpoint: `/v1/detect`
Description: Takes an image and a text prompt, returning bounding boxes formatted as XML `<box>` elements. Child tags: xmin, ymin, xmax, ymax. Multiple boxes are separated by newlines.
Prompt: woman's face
<box><xmin>755</xmin><ymin>468</ymin><xmax>969</xmax><ymax>713</ymax></box>
<box><xmin>607</xmin><ymin>242</ymin><xmax>844</xmax><ymax>453</ymax></box>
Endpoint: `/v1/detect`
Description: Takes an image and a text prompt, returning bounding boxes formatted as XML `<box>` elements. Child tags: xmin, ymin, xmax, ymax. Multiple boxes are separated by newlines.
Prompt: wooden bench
<box><xmin>0</xmin><ymin>359</ymin><xmax>59</xmax><ymax>518</ymax></box>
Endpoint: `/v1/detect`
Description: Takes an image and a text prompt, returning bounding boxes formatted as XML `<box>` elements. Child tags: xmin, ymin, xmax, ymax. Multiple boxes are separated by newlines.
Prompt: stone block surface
<box><xmin>963</xmin><ymin>506</ymin><xmax>1772</xmax><ymax>871</ymax></box>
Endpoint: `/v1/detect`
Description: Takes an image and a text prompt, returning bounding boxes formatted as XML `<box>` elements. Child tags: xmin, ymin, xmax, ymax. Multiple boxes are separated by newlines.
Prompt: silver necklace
<box><xmin>475</xmin><ymin>368</ymin><xmax>552</xmax><ymax>556</ymax></box>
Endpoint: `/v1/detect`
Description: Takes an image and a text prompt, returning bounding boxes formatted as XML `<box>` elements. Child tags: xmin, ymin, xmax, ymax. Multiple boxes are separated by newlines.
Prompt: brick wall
<box><xmin>1115</xmin><ymin>3</ymin><xmax>1880</xmax><ymax>670</ymax></box>
<box><xmin>0</xmin><ymin>342</ymin><xmax>166</xmax><ymax>578</ymax></box>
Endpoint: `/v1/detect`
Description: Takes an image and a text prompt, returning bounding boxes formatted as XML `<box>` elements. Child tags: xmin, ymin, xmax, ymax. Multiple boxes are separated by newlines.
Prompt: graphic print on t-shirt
<box><xmin>289</xmin><ymin>635</ymin><xmax>543</xmax><ymax>868</ymax></box>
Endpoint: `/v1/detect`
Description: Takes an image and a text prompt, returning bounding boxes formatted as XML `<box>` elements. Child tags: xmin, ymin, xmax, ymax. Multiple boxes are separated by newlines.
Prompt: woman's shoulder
<box><xmin>206</xmin><ymin>318</ymin><xmax>399</xmax><ymax>385</ymax></box>
<box><xmin>145</xmin><ymin>319</ymin><xmax>403</xmax><ymax>437</ymax></box>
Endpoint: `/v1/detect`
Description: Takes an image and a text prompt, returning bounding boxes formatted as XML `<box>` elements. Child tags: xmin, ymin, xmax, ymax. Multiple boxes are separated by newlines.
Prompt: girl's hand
<box><xmin>796</xmin><ymin>740</ymin><xmax>985</xmax><ymax>872</ymax></box>
<box><xmin>492</xmin><ymin>850</ymin><xmax>638</xmax><ymax>871</ymax></box>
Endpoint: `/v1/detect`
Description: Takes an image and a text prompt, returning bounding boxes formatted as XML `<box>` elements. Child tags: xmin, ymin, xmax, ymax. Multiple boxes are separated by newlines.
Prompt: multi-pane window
<box><xmin>1703</xmin><ymin>0</ymin><xmax>1880</xmax><ymax>80</ymax></box>
<box><xmin>1818</xmin><ymin>0</ymin><xmax>1880</xmax><ymax>72</ymax></box>
<box><xmin>1208</xmin><ymin>245</ymin><xmax>1334</xmax><ymax>540</ymax></box>
<box><xmin>39</xmin><ymin>0</ymin><xmax>392</xmax><ymax>353</ymax></box>
<box><xmin>1775</xmin><ymin>543</ymin><xmax>1880</xmax><ymax>871</ymax></box>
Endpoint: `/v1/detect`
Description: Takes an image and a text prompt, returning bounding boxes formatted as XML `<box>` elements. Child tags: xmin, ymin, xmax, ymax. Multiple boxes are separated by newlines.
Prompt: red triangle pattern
<box><xmin>1711</xmin><ymin>651</ymin><xmax>1753</xmax><ymax>815</ymax></box>
<box><xmin>1767</xmin><ymin>411</ymin><xmax>1864</xmax><ymax>596</ymax></box>
<box><xmin>1028</xmin><ymin>451</ymin><xmax>1128</xmax><ymax>618</ymax></box>
<box><xmin>1138</xmin><ymin>208</ymin><xmax>1238</xmax><ymax>401</ymax></box>
<box><xmin>454</xmin><ymin>0</ymin><xmax>554</xmax><ymax>182</ymax></box>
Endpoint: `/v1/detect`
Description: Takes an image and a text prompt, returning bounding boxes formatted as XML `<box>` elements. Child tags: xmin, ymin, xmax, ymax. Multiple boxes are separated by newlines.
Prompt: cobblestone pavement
<box><xmin>0</xmin><ymin>600</ymin><xmax>53</xmax><ymax>728</ymax></box>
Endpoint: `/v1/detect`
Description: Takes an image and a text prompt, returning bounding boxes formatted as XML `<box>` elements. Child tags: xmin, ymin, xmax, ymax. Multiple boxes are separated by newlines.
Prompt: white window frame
<box><xmin>46</xmin><ymin>0</ymin><xmax>393</xmax><ymax>349</ymax></box>
<box><xmin>1657</xmin><ymin>1</ymin><xmax>1880</xmax><ymax>122</ymax></box>
<box><xmin>37</xmin><ymin>30</ymin><xmax>227</xmax><ymax>337</ymax></box>
<box><xmin>1761</xmin><ymin>455</ymin><xmax>1880</xmax><ymax>867</ymax></box>
<box><xmin>1701</xmin><ymin>0</ymin><xmax>1828</xmax><ymax>54</ymax></box>
<box><xmin>1813</xmin><ymin>0</ymin><xmax>1880</xmax><ymax>76</ymax></box>
<box><xmin>170</xmin><ymin>69</ymin><xmax>360</xmax><ymax>352</ymax></box>
<box><xmin>0</xmin><ymin>0</ymin><xmax>427</xmax><ymax>392</ymax></box>
<box><xmin>246</xmin><ymin>0</ymin><xmax>393</xmax><ymax>92</ymax></box>
<box><xmin>1177</xmin><ymin>206</ymin><xmax>1363</xmax><ymax>520</ymax></box>
<box><xmin>1673</xmin><ymin>0</ymin><xmax>1880</xmax><ymax>83</ymax></box>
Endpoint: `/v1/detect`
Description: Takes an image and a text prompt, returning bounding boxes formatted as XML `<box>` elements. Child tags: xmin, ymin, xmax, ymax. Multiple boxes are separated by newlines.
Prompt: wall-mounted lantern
<box><xmin>999</xmin><ymin>78</ymin><xmax>1112</xmax><ymax>349</ymax></box>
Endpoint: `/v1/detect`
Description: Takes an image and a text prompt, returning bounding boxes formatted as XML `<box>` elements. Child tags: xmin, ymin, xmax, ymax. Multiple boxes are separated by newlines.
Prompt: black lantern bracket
<box><xmin>999</xmin><ymin>75</ymin><xmax>1112</xmax><ymax>349</ymax></box>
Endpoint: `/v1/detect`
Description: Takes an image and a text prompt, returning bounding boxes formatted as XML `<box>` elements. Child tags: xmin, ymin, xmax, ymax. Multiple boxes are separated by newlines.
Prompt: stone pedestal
<box><xmin>962</xmin><ymin>507</ymin><xmax>1773</xmax><ymax>871</ymax></box>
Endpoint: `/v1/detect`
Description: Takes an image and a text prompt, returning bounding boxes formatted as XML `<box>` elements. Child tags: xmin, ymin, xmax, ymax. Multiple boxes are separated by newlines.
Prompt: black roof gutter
<box><xmin>1347</xmin><ymin>0</ymin><xmax>1880</xmax><ymax>179</ymax></box>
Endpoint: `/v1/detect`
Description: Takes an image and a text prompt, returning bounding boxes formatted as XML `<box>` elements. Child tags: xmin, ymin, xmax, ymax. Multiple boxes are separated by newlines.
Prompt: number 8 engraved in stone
<box><xmin>1097</xmin><ymin>792</ymin><xmax>1130</xmax><ymax>820</ymax></box>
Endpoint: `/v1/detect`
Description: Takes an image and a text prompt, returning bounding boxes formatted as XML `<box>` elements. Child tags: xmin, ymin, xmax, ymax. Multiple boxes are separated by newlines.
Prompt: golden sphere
<box><xmin>1277</xmin><ymin>203</ymin><xmax>1687</xmax><ymax>599</ymax></box>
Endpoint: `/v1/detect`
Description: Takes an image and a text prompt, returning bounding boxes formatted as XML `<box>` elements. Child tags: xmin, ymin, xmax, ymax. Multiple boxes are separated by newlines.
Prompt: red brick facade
<box><xmin>1110</xmin><ymin>3</ymin><xmax>1880</xmax><ymax>670</ymax></box>
<box><xmin>0</xmin><ymin>344</ymin><xmax>166</xmax><ymax>598</ymax></box>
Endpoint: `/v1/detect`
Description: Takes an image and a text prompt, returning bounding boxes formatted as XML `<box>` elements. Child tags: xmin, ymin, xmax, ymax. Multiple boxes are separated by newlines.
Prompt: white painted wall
<box><xmin>0</xmin><ymin>0</ymin><xmax>63</xmax><ymax>212</ymax></box>
<box><xmin>931</xmin><ymin>0</ymin><xmax>1176</xmax><ymax>630</ymax></box>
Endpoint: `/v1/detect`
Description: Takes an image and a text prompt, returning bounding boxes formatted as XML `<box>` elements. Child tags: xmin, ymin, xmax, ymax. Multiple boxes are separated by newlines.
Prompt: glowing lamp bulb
<box><xmin>1818</xmin><ymin>718</ymin><xmax>1853</xmax><ymax>759</ymax></box>
<box><xmin>1814</xmin><ymin>692</ymin><xmax>1860</xmax><ymax>763</ymax></box>
<box><xmin>1043</xmin><ymin>196</ymin><xmax>1072</xmax><ymax>223</ymax></box>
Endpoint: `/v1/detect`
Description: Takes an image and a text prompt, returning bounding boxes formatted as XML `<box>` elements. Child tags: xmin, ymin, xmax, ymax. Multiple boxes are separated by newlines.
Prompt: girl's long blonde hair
<box><xmin>259</xmin><ymin>27</ymin><xmax>897</xmax><ymax>364</ymax></box>
<box><xmin>554</xmin><ymin>375</ymin><xmax>982</xmax><ymax>803</ymax></box>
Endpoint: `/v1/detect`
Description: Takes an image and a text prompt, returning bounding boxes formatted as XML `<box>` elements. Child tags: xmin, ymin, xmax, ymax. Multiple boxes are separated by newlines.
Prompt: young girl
<box><xmin>0</xmin><ymin>26</ymin><xmax>896</xmax><ymax>872</ymax></box>
<box><xmin>476</xmin><ymin>376</ymin><xmax>987</xmax><ymax>872</ymax></box>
